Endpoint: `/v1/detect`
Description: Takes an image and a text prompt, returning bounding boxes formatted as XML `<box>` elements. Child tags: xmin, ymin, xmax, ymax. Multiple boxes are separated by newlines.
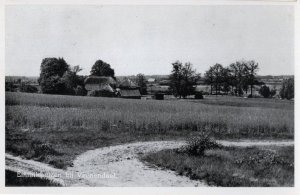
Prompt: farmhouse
<box><xmin>117</xmin><ymin>78</ymin><xmax>141</xmax><ymax>99</ymax></box>
<box><xmin>147</xmin><ymin>78</ymin><xmax>156</xmax><ymax>83</ymax></box>
<box><xmin>195</xmin><ymin>85</ymin><xmax>211</xmax><ymax>94</ymax></box>
<box><xmin>84</xmin><ymin>76</ymin><xmax>117</xmax><ymax>96</ymax></box>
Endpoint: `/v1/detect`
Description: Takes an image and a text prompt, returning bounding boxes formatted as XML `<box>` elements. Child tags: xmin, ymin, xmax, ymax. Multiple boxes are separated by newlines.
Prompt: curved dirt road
<box><xmin>67</xmin><ymin>140</ymin><xmax>293</xmax><ymax>187</ymax></box>
<box><xmin>67</xmin><ymin>141</ymin><xmax>203</xmax><ymax>187</ymax></box>
<box><xmin>6</xmin><ymin>140</ymin><xmax>294</xmax><ymax>187</ymax></box>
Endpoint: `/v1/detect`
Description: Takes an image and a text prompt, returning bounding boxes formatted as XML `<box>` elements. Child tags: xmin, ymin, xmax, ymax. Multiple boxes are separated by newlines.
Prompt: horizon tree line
<box><xmin>11</xmin><ymin>56</ymin><xmax>292</xmax><ymax>100</ymax></box>
<box><xmin>204</xmin><ymin>60</ymin><xmax>262</xmax><ymax>97</ymax></box>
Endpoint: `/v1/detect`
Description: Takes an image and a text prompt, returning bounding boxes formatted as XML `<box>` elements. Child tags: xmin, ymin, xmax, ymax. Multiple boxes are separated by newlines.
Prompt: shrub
<box><xmin>5</xmin><ymin>82</ymin><xmax>18</xmax><ymax>92</ymax></box>
<box><xmin>259</xmin><ymin>85</ymin><xmax>271</xmax><ymax>98</ymax></box>
<box><xmin>30</xmin><ymin>140</ymin><xmax>61</xmax><ymax>158</ymax></box>
<box><xmin>280</xmin><ymin>78</ymin><xmax>294</xmax><ymax>100</ymax></box>
<box><xmin>19</xmin><ymin>84</ymin><xmax>38</xmax><ymax>93</ymax></box>
<box><xmin>74</xmin><ymin>85</ymin><xmax>87</xmax><ymax>96</ymax></box>
<box><xmin>177</xmin><ymin>135</ymin><xmax>222</xmax><ymax>156</ymax></box>
<box><xmin>270</xmin><ymin>88</ymin><xmax>277</xmax><ymax>98</ymax></box>
<box><xmin>195</xmin><ymin>91</ymin><xmax>204</xmax><ymax>99</ymax></box>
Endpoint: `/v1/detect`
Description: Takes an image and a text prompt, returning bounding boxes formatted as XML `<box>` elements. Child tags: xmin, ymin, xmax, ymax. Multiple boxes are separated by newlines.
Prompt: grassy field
<box><xmin>142</xmin><ymin>145</ymin><xmax>294</xmax><ymax>187</ymax></box>
<box><xmin>5</xmin><ymin>92</ymin><xmax>294</xmax><ymax>169</ymax></box>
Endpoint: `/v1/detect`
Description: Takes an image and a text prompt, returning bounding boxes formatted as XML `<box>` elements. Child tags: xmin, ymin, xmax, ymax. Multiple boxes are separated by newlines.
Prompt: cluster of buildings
<box><xmin>84</xmin><ymin>76</ymin><xmax>174</xmax><ymax>100</ymax></box>
<box><xmin>84</xmin><ymin>76</ymin><xmax>142</xmax><ymax>99</ymax></box>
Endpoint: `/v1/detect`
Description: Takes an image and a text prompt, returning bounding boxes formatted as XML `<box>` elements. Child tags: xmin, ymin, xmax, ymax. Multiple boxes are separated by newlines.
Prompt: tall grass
<box><xmin>6</xmin><ymin>92</ymin><xmax>294</xmax><ymax>139</ymax></box>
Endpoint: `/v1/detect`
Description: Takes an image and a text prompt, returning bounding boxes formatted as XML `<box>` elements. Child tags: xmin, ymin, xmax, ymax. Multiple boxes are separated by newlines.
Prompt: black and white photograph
<box><xmin>1</xmin><ymin>1</ymin><xmax>298</xmax><ymax>193</ymax></box>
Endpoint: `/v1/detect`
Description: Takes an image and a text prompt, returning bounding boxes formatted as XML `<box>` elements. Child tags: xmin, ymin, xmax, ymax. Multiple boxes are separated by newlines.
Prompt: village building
<box><xmin>147</xmin><ymin>78</ymin><xmax>156</xmax><ymax>83</ymax></box>
<box><xmin>84</xmin><ymin>76</ymin><xmax>117</xmax><ymax>96</ymax></box>
<box><xmin>194</xmin><ymin>85</ymin><xmax>211</xmax><ymax>94</ymax></box>
<box><xmin>117</xmin><ymin>78</ymin><xmax>141</xmax><ymax>99</ymax></box>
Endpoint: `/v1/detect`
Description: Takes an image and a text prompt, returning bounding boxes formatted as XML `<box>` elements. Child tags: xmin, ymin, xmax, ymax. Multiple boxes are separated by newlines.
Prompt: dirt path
<box><xmin>6</xmin><ymin>140</ymin><xmax>294</xmax><ymax>187</ymax></box>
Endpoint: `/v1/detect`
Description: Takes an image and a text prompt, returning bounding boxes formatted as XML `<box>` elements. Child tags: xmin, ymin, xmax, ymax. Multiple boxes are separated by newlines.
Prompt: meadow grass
<box><xmin>190</xmin><ymin>95</ymin><xmax>294</xmax><ymax>110</ymax></box>
<box><xmin>141</xmin><ymin>145</ymin><xmax>294</xmax><ymax>187</ymax></box>
<box><xmin>5</xmin><ymin>92</ymin><xmax>294</xmax><ymax>168</ymax></box>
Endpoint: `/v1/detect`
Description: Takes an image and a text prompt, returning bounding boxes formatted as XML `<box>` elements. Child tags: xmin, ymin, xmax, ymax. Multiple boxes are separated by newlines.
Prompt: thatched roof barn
<box><xmin>117</xmin><ymin>78</ymin><xmax>141</xmax><ymax>99</ymax></box>
<box><xmin>84</xmin><ymin>76</ymin><xmax>117</xmax><ymax>96</ymax></box>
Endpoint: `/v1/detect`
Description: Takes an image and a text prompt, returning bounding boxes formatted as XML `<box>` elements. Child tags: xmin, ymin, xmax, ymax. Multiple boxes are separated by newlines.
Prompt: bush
<box><xmin>280</xmin><ymin>78</ymin><xmax>294</xmax><ymax>100</ymax></box>
<box><xmin>74</xmin><ymin>85</ymin><xmax>87</xmax><ymax>96</ymax></box>
<box><xmin>19</xmin><ymin>84</ymin><xmax>38</xmax><ymax>93</ymax></box>
<box><xmin>259</xmin><ymin>85</ymin><xmax>271</xmax><ymax>98</ymax></box>
<box><xmin>31</xmin><ymin>140</ymin><xmax>61</xmax><ymax>158</ymax></box>
<box><xmin>195</xmin><ymin>91</ymin><xmax>204</xmax><ymax>99</ymax></box>
<box><xmin>177</xmin><ymin>135</ymin><xmax>221</xmax><ymax>156</ymax></box>
<box><xmin>5</xmin><ymin>82</ymin><xmax>18</xmax><ymax>92</ymax></box>
<box><xmin>270</xmin><ymin>88</ymin><xmax>277</xmax><ymax>98</ymax></box>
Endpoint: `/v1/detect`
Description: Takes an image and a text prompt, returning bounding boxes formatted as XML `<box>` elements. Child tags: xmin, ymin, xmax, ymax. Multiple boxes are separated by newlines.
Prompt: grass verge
<box><xmin>141</xmin><ymin>145</ymin><xmax>294</xmax><ymax>186</ymax></box>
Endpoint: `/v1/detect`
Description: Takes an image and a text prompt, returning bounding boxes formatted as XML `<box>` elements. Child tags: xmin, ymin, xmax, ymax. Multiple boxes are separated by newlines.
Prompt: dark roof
<box><xmin>119</xmin><ymin>89</ymin><xmax>141</xmax><ymax>97</ymax></box>
<box><xmin>84</xmin><ymin>76</ymin><xmax>116</xmax><ymax>85</ymax></box>
<box><xmin>118</xmin><ymin>78</ymin><xmax>138</xmax><ymax>89</ymax></box>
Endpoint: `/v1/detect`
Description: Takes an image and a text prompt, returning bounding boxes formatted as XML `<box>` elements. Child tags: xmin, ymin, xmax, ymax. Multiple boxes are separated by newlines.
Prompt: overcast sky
<box><xmin>5</xmin><ymin>5</ymin><xmax>294</xmax><ymax>76</ymax></box>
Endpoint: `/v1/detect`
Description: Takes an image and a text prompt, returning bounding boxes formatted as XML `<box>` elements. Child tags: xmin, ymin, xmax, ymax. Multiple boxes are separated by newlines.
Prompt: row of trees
<box><xmin>169</xmin><ymin>60</ymin><xmax>294</xmax><ymax>100</ymax></box>
<box><xmin>37</xmin><ymin>57</ymin><xmax>293</xmax><ymax>100</ymax></box>
<box><xmin>204</xmin><ymin>60</ymin><xmax>261</xmax><ymax>97</ymax></box>
<box><xmin>168</xmin><ymin>60</ymin><xmax>261</xmax><ymax>98</ymax></box>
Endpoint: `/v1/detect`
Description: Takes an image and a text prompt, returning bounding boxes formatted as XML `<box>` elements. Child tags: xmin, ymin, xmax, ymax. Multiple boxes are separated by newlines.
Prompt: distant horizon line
<box><xmin>5</xmin><ymin>74</ymin><xmax>295</xmax><ymax>78</ymax></box>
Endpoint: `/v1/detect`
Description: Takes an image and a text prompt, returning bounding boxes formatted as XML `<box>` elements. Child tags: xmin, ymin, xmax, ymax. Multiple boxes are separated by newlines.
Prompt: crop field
<box><xmin>5</xmin><ymin>92</ymin><xmax>294</xmax><ymax>168</ymax></box>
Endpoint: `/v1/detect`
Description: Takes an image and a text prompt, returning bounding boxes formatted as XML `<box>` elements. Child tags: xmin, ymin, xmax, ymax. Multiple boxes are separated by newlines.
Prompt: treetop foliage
<box><xmin>280</xmin><ymin>78</ymin><xmax>294</xmax><ymax>100</ymax></box>
<box><xmin>38</xmin><ymin>57</ymin><xmax>85</xmax><ymax>95</ymax></box>
<box><xmin>90</xmin><ymin>60</ymin><xmax>115</xmax><ymax>78</ymax></box>
<box><xmin>169</xmin><ymin>61</ymin><xmax>200</xmax><ymax>98</ymax></box>
<box><xmin>204</xmin><ymin>60</ymin><xmax>260</xmax><ymax>96</ymax></box>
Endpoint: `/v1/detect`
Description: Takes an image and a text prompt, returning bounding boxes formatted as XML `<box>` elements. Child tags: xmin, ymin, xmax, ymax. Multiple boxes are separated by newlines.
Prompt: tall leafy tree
<box><xmin>135</xmin><ymin>73</ymin><xmax>148</xmax><ymax>95</ymax></box>
<box><xmin>169</xmin><ymin>61</ymin><xmax>183</xmax><ymax>98</ymax></box>
<box><xmin>38</xmin><ymin>58</ymin><xmax>70</xmax><ymax>94</ymax></box>
<box><xmin>212</xmin><ymin>63</ymin><xmax>224</xmax><ymax>95</ymax></box>
<box><xmin>90</xmin><ymin>60</ymin><xmax>115</xmax><ymax>79</ymax></box>
<box><xmin>245</xmin><ymin>60</ymin><xmax>259</xmax><ymax>97</ymax></box>
<box><xmin>204</xmin><ymin>67</ymin><xmax>214</xmax><ymax>95</ymax></box>
<box><xmin>205</xmin><ymin>63</ymin><xmax>224</xmax><ymax>96</ymax></box>
<box><xmin>228</xmin><ymin>61</ymin><xmax>247</xmax><ymax>96</ymax></box>
<box><xmin>280</xmin><ymin>78</ymin><xmax>294</xmax><ymax>100</ymax></box>
<box><xmin>169</xmin><ymin>61</ymin><xmax>199</xmax><ymax>98</ymax></box>
<box><xmin>220</xmin><ymin>67</ymin><xmax>231</xmax><ymax>95</ymax></box>
<box><xmin>61</xmin><ymin>65</ymin><xmax>84</xmax><ymax>95</ymax></box>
